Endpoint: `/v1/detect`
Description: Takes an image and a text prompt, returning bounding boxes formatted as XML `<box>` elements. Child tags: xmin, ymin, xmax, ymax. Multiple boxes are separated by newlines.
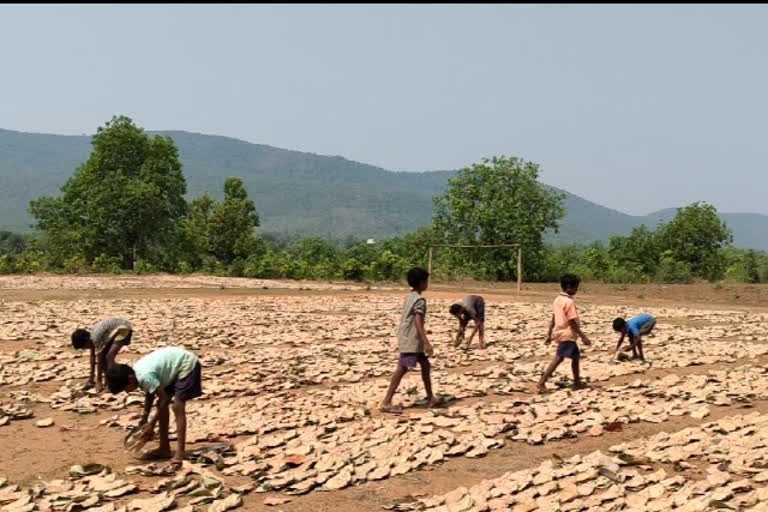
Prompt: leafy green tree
<box><xmin>608</xmin><ymin>225</ymin><xmax>660</xmax><ymax>275</ymax></box>
<box><xmin>206</xmin><ymin>177</ymin><xmax>261</xmax><ymax>264</ymax></box>
<box><xmin>29</xmin><ymin>116</ymin><xmax>187</xmax><ymax>269</ymax></box>
<box><xmin>657</xmin><ymin>202</ymin><xmax>732</xmax><ymax>280</ymax></box>
<box><xmin>0</xmin><ymin>231</ymin><xmax>26</xmax><ymax>255</ymax></box>
<box><xmin>432</xmin><ymin>156</ymin><xmax>565</xmax><ymax>280</ymax></box>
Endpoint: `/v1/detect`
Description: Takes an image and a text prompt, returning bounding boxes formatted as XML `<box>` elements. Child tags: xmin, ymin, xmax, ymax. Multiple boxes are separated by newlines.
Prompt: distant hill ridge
<box><xmin>1</xmin><ymin>128</ymin><xmax>766</xmax><ymax>249</ymax></box>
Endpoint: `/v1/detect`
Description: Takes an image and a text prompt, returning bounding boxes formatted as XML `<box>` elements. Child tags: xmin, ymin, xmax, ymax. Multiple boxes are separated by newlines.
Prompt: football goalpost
<box><xmin>427</xmin><ymin>244</ymin><xmax>523</xmax><ymax>295</ymax></box>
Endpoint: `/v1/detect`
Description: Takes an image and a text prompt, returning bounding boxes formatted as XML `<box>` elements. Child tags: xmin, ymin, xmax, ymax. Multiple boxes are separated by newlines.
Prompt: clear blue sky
<box><xmin>2</xmin><ymin>4</ymin><xmax>767</xmax><ymax>215</ymax></box>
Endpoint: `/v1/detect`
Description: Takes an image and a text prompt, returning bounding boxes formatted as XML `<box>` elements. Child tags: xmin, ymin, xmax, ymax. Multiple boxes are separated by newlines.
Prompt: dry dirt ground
<box><xmin>1</xmin><ymin>274</ymin><xmax>768</xmax><ymax>512</ymax></box>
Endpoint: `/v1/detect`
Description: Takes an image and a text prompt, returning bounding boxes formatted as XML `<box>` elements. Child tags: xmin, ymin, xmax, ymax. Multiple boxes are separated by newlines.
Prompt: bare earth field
<box><xmin>2</xmin><ymin>274</ymin><xmax>768</xmax><ymax>512</ymax></box>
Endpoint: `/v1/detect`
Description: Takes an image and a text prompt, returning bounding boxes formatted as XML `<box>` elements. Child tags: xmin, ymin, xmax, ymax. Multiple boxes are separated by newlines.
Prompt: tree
<box><xmin>29</xmin><ymin>116</ymin><xmax>187</xmax><ymax>269</ymax></box>
<box><xmin>657</xmin><ymin>202</ymin><xmax>732</xmax><ymax>280</ymax></box>
<box><xmin>432</xmin><ymin>156</ymin><xmax>565</xmax><ymax>280</ymax></box>
<box><xmin>608</xmin><ymin>225</ymin><xmax>660</xmax><ymax>275</ymax></box>
<box><xmin>0</xmin><ymin>231</ymin><xmax>26</xmax><ymax>255</ymax></box>
<box><xmin>206</xmin><ymin>177</ymin><xmax>261</xmax><ymax>264</ymax></box>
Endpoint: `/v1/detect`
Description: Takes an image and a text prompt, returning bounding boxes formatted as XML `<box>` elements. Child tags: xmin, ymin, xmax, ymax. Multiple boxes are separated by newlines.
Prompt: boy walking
<box><xmin>538</xmin><ymin>274</ymin><xmax>592</xmax><ymax>393</ymax></box>
<box><xmin>613</xmin><ymin>313</ymin><xmax>656</xmax><ymax>362</ymax></box>
<box><xmin>106</xmin><ymin>346</ymin><xmax>202</xmax><ymax>468</ymax></box>
<box><xmin>449</xmin><ymin>295</ymin><xmax>485</xmax><ymax>349</ymax></box>
<box><xmin>380</xmin><ymin>267</ymin><xmax>436</xmax><ymax>413</ymax></box>
<box><xmin>71</xmin><ymin>317</ymin><xmax>133</xmax><ymax>391</ymax></box>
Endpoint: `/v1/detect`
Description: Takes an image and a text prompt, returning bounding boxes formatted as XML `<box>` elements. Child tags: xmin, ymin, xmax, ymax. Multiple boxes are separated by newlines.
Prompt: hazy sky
<box><xmin>2</xmin><ymin>4</ymin><xmax>767</xmax><ymax>215</ymax></box>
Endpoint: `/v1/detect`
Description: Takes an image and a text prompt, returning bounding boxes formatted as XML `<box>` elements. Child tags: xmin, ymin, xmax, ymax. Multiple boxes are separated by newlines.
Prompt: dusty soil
<box><xmin>0</xmin><ymin>275</ymin><xmax>767</xmax><ymax>511</ymax></box>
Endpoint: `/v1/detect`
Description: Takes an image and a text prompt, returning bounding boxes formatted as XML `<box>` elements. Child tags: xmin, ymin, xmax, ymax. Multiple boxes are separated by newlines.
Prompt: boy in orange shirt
<box><xmin>538</xmin><ymin>273</ymin><xmax>592</xmax><ymax>393</ymax></box>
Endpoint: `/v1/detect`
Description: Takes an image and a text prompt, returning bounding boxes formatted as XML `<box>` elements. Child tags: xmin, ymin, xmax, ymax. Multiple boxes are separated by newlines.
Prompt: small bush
<box><xmin>92</xmin><ymin>254</ymin><xmax>122</xmax><ymax>274</ymax></box>
<box><xmin>655</xmin><ymin>253</ymin><xmax>693</xmax><ymax>284</ymax></box>
<box><xmin>134</xmin><ymin>259</ymin><xmax>156</xmax><ymax>275</ymax></box>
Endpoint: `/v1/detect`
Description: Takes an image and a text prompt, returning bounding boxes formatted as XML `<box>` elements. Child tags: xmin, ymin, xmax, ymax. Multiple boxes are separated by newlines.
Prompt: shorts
<box><xmin>475</xmin><ymin>299</ymin><xmax>486</xmax><ymax>323</ymax></box>
<box><xmin>638</xmin><ymin>318</ymin><xmax>656</xmax><ymax>336</ymax></box>
<box><xmin>556</xmin><ymin>341</ymin><xmax>580</xmax><ymax>360</ymax></box>
<box><xmin>164</xmin><ymin>362</ymin><xmax>203</xmax><ymax>401</ymax></box>
<box><xmin>398</xmin><ymin>353</ymin><xmax>430</xmax><ymax>370</ymax></box>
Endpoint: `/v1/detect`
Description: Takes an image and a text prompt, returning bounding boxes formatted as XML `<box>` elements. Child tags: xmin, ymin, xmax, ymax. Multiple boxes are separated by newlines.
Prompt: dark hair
<box><xmin>407</xmin><ymin>267</ymin><xmax>430</xmax><ymax>288</ymax></box>
<box><xmin>560</xmin><ymin>273</ymin><xmax>581</xmax><ymax>290</ymax></box>
<box><xmin>449</xmin><ymin>304</ymin><xmax>469</xmax><ymax>326</ymax></box>
<box><xmin>612</xmin><ymin>317</ymin><xmax>626</xmax><ymax>332</ymax></box>
<box><xmin>106</xmin><ymin>364</ymin><xmax>135</xmax><ymax>394</ymax></box>
<box><xmin>71</xmin><ymin>328</ymin><xmax>91</xmax><ymax>350</ymax></box>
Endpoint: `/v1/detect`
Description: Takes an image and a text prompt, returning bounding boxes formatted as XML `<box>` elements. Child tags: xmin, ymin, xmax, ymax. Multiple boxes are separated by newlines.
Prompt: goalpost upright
<box><xmin>427</xmin><ymin>244</ymin><xmax>522</xmax><ymax>295</ymax></box>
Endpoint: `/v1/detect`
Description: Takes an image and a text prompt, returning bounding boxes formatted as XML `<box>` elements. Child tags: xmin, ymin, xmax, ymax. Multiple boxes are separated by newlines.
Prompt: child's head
<box><xmin>612</xmin><ymin>317</ymin><xmax>627</xmax><ymax>333</ymax></box>
<box><xmin>560</xmin><ymin>273</ymin><xmax>581</xmax><ymax>296</ymax></box>
<box><xmin>71</xmin><ymin>328</ymin><xmax>91</xmax><ymax>350</ymax></box>
<box><xmin>407</xmin><ymin>267</ymin><xmax>430</xmax><ymax>292</ymax></box>
<box><xmin>449</xmin><ymin>303</ymin><xmax>469</xmax><ymax>326</ymax></box>
<box><xmin>105</xmin><ymin>364</ymin><xmax>139</xmax><ymax>394</ymax></box>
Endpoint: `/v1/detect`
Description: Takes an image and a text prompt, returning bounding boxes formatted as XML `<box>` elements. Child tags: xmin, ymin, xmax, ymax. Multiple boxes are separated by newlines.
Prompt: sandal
<box><xmin>379</xmin><ymin>404</ymin><xmax>403</xmax><ymax>414</ymax></box>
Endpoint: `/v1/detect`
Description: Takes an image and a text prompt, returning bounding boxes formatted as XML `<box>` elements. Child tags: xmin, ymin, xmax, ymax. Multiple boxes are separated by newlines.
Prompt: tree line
<box><xmin>0</xmin><ymin>115</ymin><xmax>761</xmax><ymax>284</ymax></box>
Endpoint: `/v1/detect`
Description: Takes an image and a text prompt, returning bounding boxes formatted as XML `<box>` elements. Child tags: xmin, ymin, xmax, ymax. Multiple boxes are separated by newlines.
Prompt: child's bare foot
<box><xmin>140</xmin><ymin>448</ymin><xmax>173</xmax><ymax>461</ymax></box>
<box><xmin>379</xmin><ymin>404</ymin><xmax>403</xmax><ymax>414</ymax></box>
<box><xmin>572</xmin><ymin>381</ymin><xmax>588</xmax><ymax>391</ymax></box>
<box><xmin>537</xmin><ymin>384</ymin><xmax>548</xmax><ymax>394</ymax></box>
<box><xmin>427</xmin><ymin>396</ymin><xmax>447</xmax><ymax>409</ymax></box>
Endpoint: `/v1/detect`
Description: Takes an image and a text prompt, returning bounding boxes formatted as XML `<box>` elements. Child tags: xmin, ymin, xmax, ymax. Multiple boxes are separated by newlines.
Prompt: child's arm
<box><xmin>139</xmin><ymin>392</ymin><xmax>155</xmax><ymax>426</ymax></box>
<box><xmin>467</xmin><ymin>322</ymin><xmax>481</xmax><ymax>343</ymax></box>
<box><xmin>615</xmin><ymin>332</ymin><xmax>626</xmax><ymax>352</ymax></box>
<box><xmin>141</xmin><ymin>388</ymin><xmax>171</xmax><ymax>439</ymax></box>
<box><xmin>414</xmin><ymin>313</ymin><xmax>433</xmax><ymax>356</ymax></box>
<box><xmin>569</xmin><ymin>319</ymin><xmax>592</xmax><ymax>345</ymax></box>
<box><xmin>86</xmin><ymin>346</ymin><xmax>96</xmax><ymax>388</ymax></box>
<box><xmin>545</xmin><ymin>315</ymin><xmax>554</xmax><ymax>344</ymax></box>
<box><xmin>454</xmin><ymin>323</ymin><xmax>465</xmax><ymax>344</ymax></box>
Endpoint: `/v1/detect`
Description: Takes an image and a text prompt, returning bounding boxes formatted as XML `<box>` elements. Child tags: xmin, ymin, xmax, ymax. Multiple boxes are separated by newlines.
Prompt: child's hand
<box><xmin>139</xmin><ymin>424</ymin><xmax>155</xmax><ymax>442</ymax></box>
<box><xmin>425</xmin><ymin>343</ymin><xmax>434</xmax><ymax>357</ymax></box>
<box><xmin>582</xmin><ymin>336</ymin><xmax>593</xmax><ymax>346</ymax></box>
<box><xmin>544</xmin><ymin>336</ymin><xmax>552</xmax><ymax>345</ymax></box>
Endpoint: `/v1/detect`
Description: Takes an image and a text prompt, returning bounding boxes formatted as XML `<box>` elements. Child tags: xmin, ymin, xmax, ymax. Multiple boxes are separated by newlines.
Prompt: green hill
<box><xmin>2</xmin><ymin>128</ymin><xmax>767</xmax><ymax>248</ymax></box>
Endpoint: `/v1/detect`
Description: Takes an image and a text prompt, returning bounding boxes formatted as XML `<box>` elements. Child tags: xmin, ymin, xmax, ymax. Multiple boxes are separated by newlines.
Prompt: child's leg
<box><xmin>381</xmin><ymin>364</ymin><xmax>407</xmax><ymax>407</ymax></box>
<box><xmin>172</xmin><ymin>397</ymin><xmax>187</xmax><ymax>463</ymax></box>
<box><xmin>158</xmin><ymin>401</ymin><xmax>171</xmax><ymax>454</ymax></box>
<box><xmin>571</xmin><ymin>358</ymin><xmax>581</xmax><ymax>386</ymax></box>
<box><xmin>538</xmin><ymin>355</ymin><xmax>564</xmax><ymax>391</ymax></box>
<box><xmin>636</xmin><ymin>338</ymin><xmax>645</xmax><ymax>361</ymax></box>
<box><xmin>420</xmin><ymin>359</ymin><xmax>434</xmax><ymax>403</ymax></box>
<box><xmin>478</xmin><ymin>322</ymin><xmax>485</xmax><ymax>348</ymax></box>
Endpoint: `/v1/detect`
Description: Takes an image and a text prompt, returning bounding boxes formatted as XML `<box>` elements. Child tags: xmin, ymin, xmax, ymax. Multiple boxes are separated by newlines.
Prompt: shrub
<box><xmin>92</xmin><ymin>254</ymin><xmax>122</xmax><ymax>274</ymax></box>
<box><xmin>342</xmin><ymin>258</ymin><xmax>365</xmax><ymax>281</ymax></box>
<box><xmin>655</xmin><ymin>252</ymin><xmax>693</xmax><ymax>284</ymax></box>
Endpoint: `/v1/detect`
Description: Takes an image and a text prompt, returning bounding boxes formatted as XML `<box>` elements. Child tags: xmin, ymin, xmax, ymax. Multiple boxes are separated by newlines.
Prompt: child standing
<box><xmin>613</xmin><ymin>313</ymin><xmax>656</xmax><ymax>362</ymax></box>
<box><xmin>538</xmin><ymin>274</ymin><xmax>592</xmax><ymax>393</ymax></box>
<box><xmin>106</xmin><ymin>346</ymin><xmax>202</xmax><ymax>468</ymax></box>
<box><xmin>449</xmin><ymin>295</ymin><xmax>485</xmax><ymax>349</ymax></box>
<box><xmin>380</xmin><ymin>267</ymin><xmax>436</xmax><ymax>413</ymax></box>
<box><xmin>71</xmin><ymin>317</ymin><xmax>133</xmax><ymax>391</ymax></box>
